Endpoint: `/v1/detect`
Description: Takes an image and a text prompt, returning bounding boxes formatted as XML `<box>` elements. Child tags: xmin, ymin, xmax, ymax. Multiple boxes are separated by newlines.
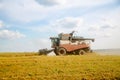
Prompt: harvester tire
<box><xmin>85</xmin><ymin>47</ymin><xmax>91</xmax><ymax>53</ymax></box>
<box><xmin>58</xmin><ymin>48</ymin><xmax>66</xmax><ymax>56</ymax></box>
<box><xmin>79</xmin><ymin>50</ymin><xmax>86</xmax><ymax>55</ymax></box>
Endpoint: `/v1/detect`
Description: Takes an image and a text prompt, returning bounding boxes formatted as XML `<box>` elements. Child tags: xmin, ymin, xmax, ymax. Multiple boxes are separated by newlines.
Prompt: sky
<box><xmin>0</xmin><ymin>0</ymin><xmax>120</xmax><ymax>52</ymax></box>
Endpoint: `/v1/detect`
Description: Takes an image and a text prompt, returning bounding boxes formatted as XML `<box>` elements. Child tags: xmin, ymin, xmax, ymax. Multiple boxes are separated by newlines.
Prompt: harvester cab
<box><xmin>50</xmin><ymin>37</ymin><xmax>60</xmax><ymax>48</ymax></box>
<box><xmin>50</xmin><ymin>31</ymin><xmax>75</xmax><ymax>47</ymax></box>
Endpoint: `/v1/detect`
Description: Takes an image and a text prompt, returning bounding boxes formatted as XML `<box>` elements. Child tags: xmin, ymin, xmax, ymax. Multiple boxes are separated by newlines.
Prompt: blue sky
<box><xmin>0</xmin><ymin>0</ymin><xmax>120</xmax><ymax>52</ymax></box>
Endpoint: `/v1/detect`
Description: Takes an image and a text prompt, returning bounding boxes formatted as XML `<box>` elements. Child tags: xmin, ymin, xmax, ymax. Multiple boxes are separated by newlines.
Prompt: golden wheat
<box><xmin>0</xmin><ymin>52</ymin><xmax>120</xmax><ymax>80</ymax></box>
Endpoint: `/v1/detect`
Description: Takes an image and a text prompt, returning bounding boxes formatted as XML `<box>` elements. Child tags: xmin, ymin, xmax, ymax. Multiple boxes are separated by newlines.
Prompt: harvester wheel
<box><xmin>79</xmin><ymin>50</ymin><xmax>86</xmax><ymax>55</ymax></box>
<box><xmin>85</xmin><ymin>47</ymin><xmax>91</xmax><ymax>53</ymax></box>
<box><xmin>58</xmin><ymin>48</ymin><xmax>66</xmax><ymax>56</ymax></box>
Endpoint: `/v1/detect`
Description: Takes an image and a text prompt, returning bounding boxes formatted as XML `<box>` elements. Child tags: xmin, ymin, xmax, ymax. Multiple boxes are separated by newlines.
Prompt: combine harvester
<box><xmin>39</xmin><ymin>31</ymin><xmax>95</xmax><ymax>55</ymax></box>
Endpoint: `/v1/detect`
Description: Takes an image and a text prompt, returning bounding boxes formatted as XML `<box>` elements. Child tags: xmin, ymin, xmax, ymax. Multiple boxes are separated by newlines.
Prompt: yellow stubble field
<box><xmin>0</xmin><ymin>52</ymin><xmax>120</xmax><ymax>80</ymax></box>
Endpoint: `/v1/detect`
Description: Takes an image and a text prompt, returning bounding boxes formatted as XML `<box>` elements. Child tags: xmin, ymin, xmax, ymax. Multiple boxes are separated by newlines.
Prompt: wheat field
<box><xmin>0</xmin><ymin>52</ymin><xmax>120</xmax><ymax>80</ymax></box>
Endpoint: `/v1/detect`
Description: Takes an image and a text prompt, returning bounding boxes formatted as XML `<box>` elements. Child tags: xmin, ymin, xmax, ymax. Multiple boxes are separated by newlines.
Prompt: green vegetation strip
<box><xmin>0</xmin><ymin>53</ymin><xmax>120</xmax><ymax>80</ymax></box>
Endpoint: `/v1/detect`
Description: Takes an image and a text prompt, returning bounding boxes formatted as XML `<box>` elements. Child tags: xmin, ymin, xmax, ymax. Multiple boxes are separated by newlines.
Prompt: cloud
<box><xmin>31</xmin><ymin>38</ymin><xmax>51</xmax><ymax>49</ymax></box>
<box><xmin>0</xmin><ymin>0</ymin><xmax>119</xmax><ymax>51</ymax></box>
<box><xmin>0</xmin><ymin>30</ymin><xmax>25</xmax><ymax>39</ymax></box>
<box><xmin>51</xmin><ymin>17</ymin><xmax>83</xmax><ymax>33</ymax></box>
<box><xmin>88</xmin><ymin>19</ymin><xmax>117</xmax><ymax>38</ymax></box>
<box><xmin>0</xmin><ymin>38</ymin><xmax>51</xmax><ymax>52</ymax></box>
<box><xmin>83</xmin><ymin>6</ymin><xmax>120</xmax><ymax>38</ymax></box>
<box><xmin>35</xmin><ymin>0</ymin><xmax>66</xmax><ymax>7</ymax></box>
<box><xmin>35</xmin><ymin>0</ymin><xmax>59</xmax><ymax>6</ymax></box>
<box><xmin>0</xmin><ymin>0</ymin><xmax>47</xmax><ymax>22</ymax></box>
<box><xmin>0</xmin><ymin>0</ymin><xmax>116</xmax><ymax>23</ymax></box>
<box><xmin>0</xmin><ymin>0</ymin><xmax>66</xmax><ymax>23</ymax></box>
<box><xmin>50</xmin><ymin>16</ymin><xmax>116</xmax><ymax>38</ymax></box>
<box><xmin>62</xmin><ymin>0</ymin><xmax>115</xmax><ymax>8</ymax></box>
<box><xmin>0</xmin><ymin>20</ymin><xmax>4</xmax><ymax>28</ymax></box>
<box><xmin>0</xmin><ymin>3</ymin><xmax>3</xmax><ymax>9</ymax></box>
<box><xmin>88</xmin><ymin>20</ymin><xmax>115</xmax><ymax>31</ymax></box>
<box><xmin>27</xmin><ymin>17</ymin><xmax>83</xmax><ymax>33</ymax></box>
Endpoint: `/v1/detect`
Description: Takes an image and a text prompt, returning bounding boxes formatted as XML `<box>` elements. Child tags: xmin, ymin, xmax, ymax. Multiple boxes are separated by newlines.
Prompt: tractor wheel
<box><xmin>58</xmin><ymin>47</ymin><xmax>66</xmax><ymax>56</ymax></box>
<box><xmin>79</xmin><ymin>50</ymin><xmax>86</xmax><ymax>55</ymax></box>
